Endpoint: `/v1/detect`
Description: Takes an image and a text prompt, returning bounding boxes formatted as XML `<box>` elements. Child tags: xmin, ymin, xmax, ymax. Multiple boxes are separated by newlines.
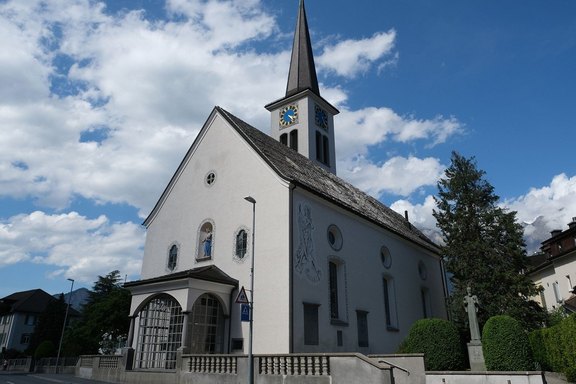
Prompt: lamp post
<box><xmin>244</xmin><ymin>196</ymin><xmax>256</xmax><ymax>384</ymax></box>
<box><xmin>56</xmin><ymin>278</ymin><xmax>74</xmax><ymax>373</ymax></box>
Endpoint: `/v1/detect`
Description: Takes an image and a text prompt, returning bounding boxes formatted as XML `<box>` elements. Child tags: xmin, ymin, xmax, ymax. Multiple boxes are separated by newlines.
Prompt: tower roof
<box><xmin>285</xmin><ymin>0</ymin><xmax>320</xmax><ymax>97</ymax></box>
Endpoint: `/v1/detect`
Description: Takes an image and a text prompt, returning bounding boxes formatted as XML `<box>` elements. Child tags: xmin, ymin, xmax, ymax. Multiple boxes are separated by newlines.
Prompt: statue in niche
<box><xmin>202</xmin><ymin>230</ymin><xmax>212</xmax><ymax>257</ymax></box>
<box><xmin>463</xmin><ymin>286</ymin><xmax>481</xmax><ymax>342</ymax></box>
<box><xmin>295</xmin><ymin>203</ymin><xmax>321</xmax><ymax>283</ymax></box>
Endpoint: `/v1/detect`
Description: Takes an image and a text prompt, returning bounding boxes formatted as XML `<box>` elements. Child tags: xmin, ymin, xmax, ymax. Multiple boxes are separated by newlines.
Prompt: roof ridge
<box><xmin>217</xmin><ymin>107</ymin><xmax>440</xmax><ymax>253</ymax></box>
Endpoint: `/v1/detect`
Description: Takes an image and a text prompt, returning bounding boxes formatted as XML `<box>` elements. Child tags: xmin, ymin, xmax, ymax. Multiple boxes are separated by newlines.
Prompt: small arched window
<box><xmin>235</xmin><ymin>229</ymin><xmax>248</xmax><ymax>259</ymax></box>
<box><xmin>168</xmin><ymin>244</ymin><xmax>178</xmax><ymax>271</ymax></box>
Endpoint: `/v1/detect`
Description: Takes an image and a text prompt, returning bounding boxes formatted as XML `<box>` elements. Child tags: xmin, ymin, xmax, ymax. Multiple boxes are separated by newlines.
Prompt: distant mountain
<box><xmin>53</xmin><ymin>287</ymin><xmax>90</xmax><ymax>312</ymax></box>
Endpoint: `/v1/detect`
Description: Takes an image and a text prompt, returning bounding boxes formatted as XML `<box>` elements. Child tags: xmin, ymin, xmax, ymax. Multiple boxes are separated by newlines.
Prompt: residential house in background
<box><xmin>528</xmin><ymin>217</ymin><xmax>576</xmax><ymax>313</ymax></box>
<box><xmin>0</xmin><ymin>289</ymin><xmax>55</xmax><ymax>353</ymax></box>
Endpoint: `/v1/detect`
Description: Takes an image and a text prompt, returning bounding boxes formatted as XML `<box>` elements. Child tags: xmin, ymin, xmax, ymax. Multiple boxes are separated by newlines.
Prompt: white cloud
<box><xmin>0</xmin><ymin>211</ymin><xmax>144</xmax><ymax>283</ymax></box>
<box><xmin>317</xmin><ymin>30</ymin><xmax>397</xmax><ymax>78</ymax></box>
<box><xmin>334</xmin><ymin>106</ymin><xmax>461</xmax><ymax>198</ymax></box>
<box><xmin>0</xmin><ymin>0</ymin><xmax>465</xmax><ymax>284</ymax></box>
<box><xmin>335</xmin><ymin>107</ymin><xmax>463</xmax><ymax>160</ymax></box>
<box><xmin>340</xmin><ymin>156</ymin><xmax>444</xmax><ymax>198</ymax></box>
<box><xmin>390</xmin><ymin>196</ymin><xmax>442</xmax><ymax>244</ymax></box>
<box><xmin>387</xmin><ymin>173</ymin><xmax>576</xmax><ymax>255</ymax></box>
<box><xmin>504</xmin><ymin>173</ymin><xmax>576</xmax><ymax>254</ymax></box>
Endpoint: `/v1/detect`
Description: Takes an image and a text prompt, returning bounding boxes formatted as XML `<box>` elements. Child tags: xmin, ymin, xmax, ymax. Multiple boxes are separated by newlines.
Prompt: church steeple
<box><xmin>265</xmin><ymin>0</ymin><xmax>339</xmax><ymax>174</ymax></box>
<box><xmin>285</xmin><ymin>0</ymin><xmax>320</xmax><ymax>97</ymax></box>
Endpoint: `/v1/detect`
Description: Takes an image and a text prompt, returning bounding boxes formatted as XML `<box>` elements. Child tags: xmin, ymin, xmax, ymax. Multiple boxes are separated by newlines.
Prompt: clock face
<box><xmin>314</xmin><ymin>104</ymin><xmax>328</xmax><ymax>130</ymax></box>
<box><xmin>279</xmin><ymin>104</ymin><xmax>298</xmax><ymax>127</ymax></box>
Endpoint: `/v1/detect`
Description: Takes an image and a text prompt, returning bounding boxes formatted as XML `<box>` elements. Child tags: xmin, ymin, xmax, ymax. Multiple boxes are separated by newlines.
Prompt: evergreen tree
<box><xmin>64</xmin><ymin>270</ymin><xmax>131</xmax><ymax>355</ymax></box>
<box><xmin>433</xmin><ymin>152</ymin><xmax>545</xmax><ymax>332</ymax></box>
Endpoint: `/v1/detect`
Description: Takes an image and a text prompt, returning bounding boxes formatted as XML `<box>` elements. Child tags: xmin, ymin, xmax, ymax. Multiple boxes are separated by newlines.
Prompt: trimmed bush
<box><xmin>482</xmin><ymin>315</ymin><xmax>533</xmax><ymax>371</ymax></box>
<box><xmin>530</xmin><ymin>314</ymin><xmax>576</xmax><ymax>381</ymax></box>
<box><xmin>398</xmin><ymin>318</ymin><xmax>466</xmax><ymax>371</ymax></box>
<box><xmin>34</xmin><ymin>340</ymin><xmax>56</xmax><ymax>359</ymax></box>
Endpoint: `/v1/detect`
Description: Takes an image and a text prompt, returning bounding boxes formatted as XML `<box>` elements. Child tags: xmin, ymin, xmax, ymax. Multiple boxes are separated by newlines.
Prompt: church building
<box><xmin>125</xmin><ymin>0</ymin><xmax>448</xmax><ymax>370</ymax></box>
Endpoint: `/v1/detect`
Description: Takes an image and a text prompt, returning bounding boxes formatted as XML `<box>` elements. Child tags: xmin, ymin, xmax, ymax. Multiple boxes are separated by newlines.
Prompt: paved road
<box><xmin>0</xmin><ymin>373</ymin><xmax>111</xmax><ymax>384</ymax></box>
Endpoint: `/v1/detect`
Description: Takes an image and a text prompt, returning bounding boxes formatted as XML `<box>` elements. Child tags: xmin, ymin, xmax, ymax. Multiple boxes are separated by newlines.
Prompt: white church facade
<box><xmin>125</xmin><ymin>0</ymin><xmax>448</xmax><ymax>370</ymax></box>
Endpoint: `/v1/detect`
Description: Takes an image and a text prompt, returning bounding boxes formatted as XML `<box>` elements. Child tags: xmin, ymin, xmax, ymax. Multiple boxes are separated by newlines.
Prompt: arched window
<box><xmin>167</xmin><ymin>244</ymin><xmax>178</xmax><ymax>271</ymax></box>
<box><xmin>189</xmin><ymin>294</ymin><xmax>224</xmax><ymax>354</ymax></box>
<box><xmin>235</xmin><ymin>229</ymin><xmax>248</xmax><ymax>259</ymax></box>
<box><xmin>135</xmin><ymin>295</ymin><xmax>183</xmax><ymax>370</ymax></box>
<box><xmin>197</xmin><ymin>221</ymin><xmax>214</xmax><ymax>260</ymax></box>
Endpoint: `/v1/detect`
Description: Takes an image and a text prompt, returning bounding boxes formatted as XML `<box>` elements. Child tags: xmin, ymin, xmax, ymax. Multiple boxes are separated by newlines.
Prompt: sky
<box><xmin>1</xmin><ymin>0</ymin><xmax>575</xmax><ymax>298</ymax></box>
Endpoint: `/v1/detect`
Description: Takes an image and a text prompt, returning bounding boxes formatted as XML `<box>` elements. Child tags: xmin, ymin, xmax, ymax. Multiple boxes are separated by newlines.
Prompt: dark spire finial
<box><xmin>285</xmin><ymin>0</ymin><xmax>320</xmax><ymax>97</ymax></box>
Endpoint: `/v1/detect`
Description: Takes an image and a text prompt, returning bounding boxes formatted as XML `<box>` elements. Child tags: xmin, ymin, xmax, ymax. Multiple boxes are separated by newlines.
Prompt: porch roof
<box><xmin>124</xmin><ymin>265</ymin><xmax>238</xmax><ymax>288</ymax></box>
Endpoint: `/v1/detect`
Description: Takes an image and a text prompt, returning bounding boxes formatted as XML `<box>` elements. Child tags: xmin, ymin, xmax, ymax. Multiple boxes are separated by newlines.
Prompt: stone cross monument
<box><xmin>464</xmin><ymin>286</ymin><xmax>486</xmax><ymax>371</ymax></box>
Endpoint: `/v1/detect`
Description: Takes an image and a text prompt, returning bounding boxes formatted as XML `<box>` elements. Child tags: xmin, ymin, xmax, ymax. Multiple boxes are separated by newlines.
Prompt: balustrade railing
<box><xmin>258</xmin><ymin>355</ymin><xmax>330</xmax><ymax>376</ymax></box>
<box><xmin>98</xmin><ymin>355</ymin><xmax>121</xmax><ymax>369</ymax></box>
<box><xmin>187</xmin><ymin>355</ymin><xmax>237</xmax><ymax>374</ymax></box>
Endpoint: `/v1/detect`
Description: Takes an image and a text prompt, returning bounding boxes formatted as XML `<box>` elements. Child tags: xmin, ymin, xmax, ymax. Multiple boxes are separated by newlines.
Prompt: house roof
<box><xmin>124</xmin><ymin>265</ymin><xmax>238</xmax><ymax>288</ymax></box>
<box><xmin>217</xmin><ymin>107</ymin><xmax>441</xmax><ymax>255</ymax></box>
<box><xmin>0</xmin><ymin>289</ymin><xmax>56</xmax><ymax>315</ymax></box>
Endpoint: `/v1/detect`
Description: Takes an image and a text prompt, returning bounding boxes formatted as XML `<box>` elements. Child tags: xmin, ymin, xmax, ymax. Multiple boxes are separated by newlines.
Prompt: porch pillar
<box><xmin>127</xmin><ymin>315</ymin><xmax>137</xmax><ymax>347</ymax></box>
<box><xmin>180</xmin><ymin>311</ymin><xmax>191</xmax><ymax>352</ymax></box>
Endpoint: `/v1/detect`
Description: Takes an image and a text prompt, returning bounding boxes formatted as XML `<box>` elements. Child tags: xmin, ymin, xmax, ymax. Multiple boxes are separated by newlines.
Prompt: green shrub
<box><xmin>530</xmin><ymin>314</ymin><xmax>576</xmax><ymax>380</ymax></box>
<box><xmin>529</xmin><ymin>328</ymin><xmax>550</xmax><ymax>371</ymax></box>
<box><xmin>398</xmin><ymin>318</ymin><xmax>466</xmax><ymax>371</ymax></box>
<box><xmin>482</xmin><ymin>315</ymin><xmax>533</xmax><ymax>371</ymax></box>
<box><xmin>34</xmin><ymin>340</ymin><xmax>56</xmax><ymax>359</ymax></box>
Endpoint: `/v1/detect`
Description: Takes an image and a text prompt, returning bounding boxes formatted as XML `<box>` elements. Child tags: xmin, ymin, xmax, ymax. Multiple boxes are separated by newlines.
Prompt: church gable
<box><xmin>140</xmin><ymin>108</ymin><xmax>290</xmax><ymax>280</ymax></box>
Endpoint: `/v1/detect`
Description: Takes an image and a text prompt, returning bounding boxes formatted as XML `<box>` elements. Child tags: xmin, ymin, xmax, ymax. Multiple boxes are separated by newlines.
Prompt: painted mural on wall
<box><xmin>295</xmin><ymin>203</ymin><xmax>322</xmax><ymax>283</ymax></box>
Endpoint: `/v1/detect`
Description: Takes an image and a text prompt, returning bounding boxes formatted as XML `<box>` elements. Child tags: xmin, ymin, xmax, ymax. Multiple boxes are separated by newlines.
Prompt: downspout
<box><xmin>227</xmin><ymin>287</ymin><xmax>238</xmax><ymax>353</ymax></box>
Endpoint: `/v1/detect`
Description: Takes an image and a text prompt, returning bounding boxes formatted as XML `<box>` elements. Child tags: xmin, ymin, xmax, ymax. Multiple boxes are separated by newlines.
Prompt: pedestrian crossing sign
<box><xmin>235</xmin><ymin>286</ymin><xmax>249</xmax><ymax>304</ymax></box>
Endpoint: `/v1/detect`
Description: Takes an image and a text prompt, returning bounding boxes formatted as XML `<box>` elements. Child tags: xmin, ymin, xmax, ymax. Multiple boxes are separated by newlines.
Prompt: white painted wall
<box><xmin>531</xmin><ymin>250</ymin><xmax>576</xmax><ymax>311</ymax></box>
<box><xmin>136</xmin><ymin>112</ymin><xmax>292</xmax><ymax>354</ymax></box>
<box><xmin>291</xmin><ymin>189</ymin><xmax>447</xmax><ymax>354</ymax></box>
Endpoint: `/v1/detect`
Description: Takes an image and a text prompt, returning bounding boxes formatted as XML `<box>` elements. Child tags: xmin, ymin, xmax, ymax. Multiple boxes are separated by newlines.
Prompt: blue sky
<box><xmin>1</xmin><ymin>0</ymin><xmax>575</xmax><ymax>298</ymax></box>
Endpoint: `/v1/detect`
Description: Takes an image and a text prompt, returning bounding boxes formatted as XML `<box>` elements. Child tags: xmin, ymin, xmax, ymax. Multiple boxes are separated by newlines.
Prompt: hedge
<box><xmin>397</xmin><ymin>318</ymin><xmax>466</xmax><ymax>371</ymax></box>
<box><xmin>482</xmin><ymin>315</ymin><xmax>534</xmax><ymax>371</ymax></box>
<box><xmin>530</xmin><ymin>314</ymin><xmax>576</xmax><ymax>381</ymax></box>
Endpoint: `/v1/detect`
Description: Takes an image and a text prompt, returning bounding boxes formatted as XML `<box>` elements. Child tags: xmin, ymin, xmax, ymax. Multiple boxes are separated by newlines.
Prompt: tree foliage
<box><xmin>64</xmin><ymin>270</ymin><xmax>131</xmax><ymax>355</ymax></box>
<box><xmin>433</xmin><ymin>152</ymin><xmax>545</xmax><ymax>331</ymax></box>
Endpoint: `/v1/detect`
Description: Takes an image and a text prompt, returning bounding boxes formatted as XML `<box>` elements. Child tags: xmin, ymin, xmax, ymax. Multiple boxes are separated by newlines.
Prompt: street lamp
<box><xmin>244</xmin><ymin>196</ymin><xmax>256</xmax><ymax>384</ymax></box>
<box><xmin>56</xmin><ymin>278</ymin><xmax>74</xmax><ymax>373</ymax></box>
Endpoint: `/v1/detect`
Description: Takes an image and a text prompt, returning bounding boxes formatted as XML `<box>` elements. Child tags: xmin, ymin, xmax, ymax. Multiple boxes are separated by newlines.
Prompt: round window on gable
<box><xmin>327</xmin><ymin>225</ymin><xmax>343</xmax><ymax>251</ymax></box>
<box><xmin>381</xmin><ymin>246</ymin><xmax>392</xmax><ymax>269</ymax></box>
<box><xmin>205</xmin><ymin>171</ymin><xmax>216</xmax><ymax>187</ymax></box>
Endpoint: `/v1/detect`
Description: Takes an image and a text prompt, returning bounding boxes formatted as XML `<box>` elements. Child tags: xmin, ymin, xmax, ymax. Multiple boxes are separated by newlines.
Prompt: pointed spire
<box><xmin>285</xmin><ymin>0</ymin><xmax>320</xmax><ymax>97</ymax></box>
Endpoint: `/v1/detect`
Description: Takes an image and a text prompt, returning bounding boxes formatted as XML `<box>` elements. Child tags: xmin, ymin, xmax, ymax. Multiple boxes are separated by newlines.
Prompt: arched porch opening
<box><xmin>189</xmin><ymin>293</ymin><xmax>225</xmax><ymax>354</ymax></box>
<box><xmin>134</xmin><ymin>294</ymin><xmax>183</xmax><ymax>370</ymax></box>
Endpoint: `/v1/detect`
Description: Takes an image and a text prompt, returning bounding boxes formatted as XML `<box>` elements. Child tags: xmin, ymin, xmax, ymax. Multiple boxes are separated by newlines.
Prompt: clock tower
<box><xmin>265</xmin><ymin>0</ymin><xmax>339</xmax><ymax>174</ymax></box>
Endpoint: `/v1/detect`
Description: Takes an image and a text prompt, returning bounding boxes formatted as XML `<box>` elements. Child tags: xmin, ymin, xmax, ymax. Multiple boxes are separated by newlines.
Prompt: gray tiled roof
<box><xmin>0</xmin><ymin>289</ymin><xmax>55</xmax><ymax>314</ymax></box>
<box><xmin>125</xmin><ymin>265</ymin><xmax>238</xmax><ymax>288</ymax></box>
<box><xmin>218</xmin><ymin>107</ymin><xmax>441</xmax><ymax>255</ymax></box>
<box><xmin>285</xmin><ymin>0</ymin><xmax>320</xmax><ymax>98</ymax></box>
